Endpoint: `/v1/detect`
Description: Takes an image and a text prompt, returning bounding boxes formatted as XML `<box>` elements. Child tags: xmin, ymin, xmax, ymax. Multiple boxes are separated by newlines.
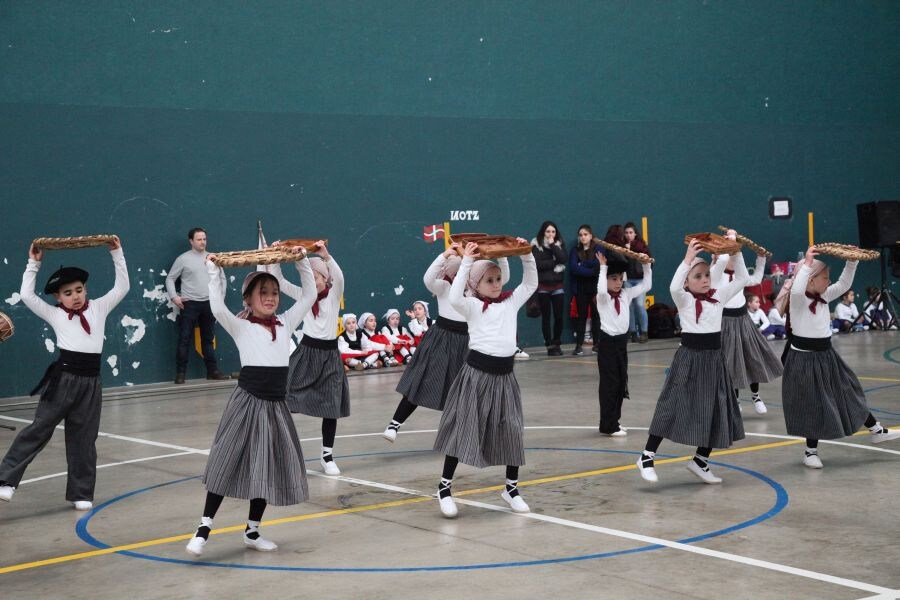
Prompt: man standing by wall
<box><xmin>166</xmin><ymin>228</ymin><xmax>229</xmax><ymax>384</ymax></box>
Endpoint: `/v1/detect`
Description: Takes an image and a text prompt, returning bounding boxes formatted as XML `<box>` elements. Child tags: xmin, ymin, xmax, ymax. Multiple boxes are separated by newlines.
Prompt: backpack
<box><xmin>647</xmin><ymin>302</ymin><xmax>677</xmax><ymax>339</ymax></box>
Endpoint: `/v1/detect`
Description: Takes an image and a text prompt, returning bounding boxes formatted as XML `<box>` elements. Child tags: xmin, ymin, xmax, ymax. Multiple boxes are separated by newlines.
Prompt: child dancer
<box><xmin>781</xmin><ymin>248</ymin><xmax>899</xmax><ymax>469</ymax></box>
<box><xmin>338</xmin><ymin>313</ymin><xmax>380</xmax><ymax>371</ymax></box>
<box><xmin>432</xmin><ymin>240</ymin><xmax>537</xmax><ymax>517</ymax></box>
<box><xmin>715</xmin><ymin>233</ymin><xmax>783</xmax><ymax>414</ymax></box>
<box><xmin>359</xmin><ymin>312</ymin><xmax>396</xmax><ymax>367</ymax></box>
<box><xmin>594</xmin><ymin>252</ymin><xmax>652</xmax><ymax>436</ymax></box>
<box><xmin>833</xmin><ymin>290</ymin><xmax>864</xmax><ymax>333</ymax></box>
<box><xmin>185</xmin><ymin>247</ymin><xmax>315</xmax><ymax>556</ymax></box>
<box><xmin>0</xmin><ymin>238</ymin><xmax>128</xmax><ymax>510</ymax></box>
<box><xmin>381</xmin><ymin>309</ymin><xmax>416</xmax><ymax>364</ymax></box>
<box><xmin>285</xmin><ymin>243</ymin><xmax>349</xmax><ymax>476</ymax></box>
<box><xmin>747</xmin><ymin>294</ymin><xmax>785</xmax><ymax>340</ymax></box>
<box><xmin>384</xmin><ymin>246</ymin><xmax>511</xmax><ymax>442</ymax></box>
<box><xmin>407</xmin><ymin>300</ymin><xmax>433</xmax><ymax>346</ymax></box>
<box><xmin>637</xmin><ymin>239</ymin><xmax>748</xmax><ymax>484</ymax></box>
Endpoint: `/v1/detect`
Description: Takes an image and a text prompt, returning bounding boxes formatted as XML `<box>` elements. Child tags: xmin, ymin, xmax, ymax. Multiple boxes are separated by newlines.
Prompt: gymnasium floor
<box><xmin>0</xmin><ymin>333</ymin><xmax>898</xmax><ymax>599</ymax></box>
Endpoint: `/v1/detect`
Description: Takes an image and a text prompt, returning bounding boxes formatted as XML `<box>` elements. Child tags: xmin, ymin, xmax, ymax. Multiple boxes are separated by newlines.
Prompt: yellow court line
<box><xmin>0</xmin><ymin>434</ymin><xmax>837</xmax><ymax>576</ymax></box>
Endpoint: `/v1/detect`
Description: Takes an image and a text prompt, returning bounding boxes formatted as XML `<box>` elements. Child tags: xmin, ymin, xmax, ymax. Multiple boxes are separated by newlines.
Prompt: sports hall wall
<box><xmin>1</xmin><ymin>2</ymin><xmax>897</xmax><ymax>396</ymax></box>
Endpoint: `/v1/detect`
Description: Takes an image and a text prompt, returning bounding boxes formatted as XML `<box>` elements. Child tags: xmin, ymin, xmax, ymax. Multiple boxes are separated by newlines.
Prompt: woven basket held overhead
<box><xmin>210</xmin><ymin>247</ymin><xmax>306</xmax><ymax>268</ymax></box>
<box><xmin>449</xmin><ymin>233</ymin><xmax>532</xmax><ymax>258</ymax></box>
<box><xmin>813</xmin><ymin>243</ymin><xmax>881</xmax><ymax>261</ymax></box>
<box><xmin>32</xmin><ymin>235</ymin><xmax>117</xmax><ymax>250</ymax></box>
<box><xmin>0</xmin><ymin>311</ymin><xmax>13</xmax><ymax>343</ymax></box>
<box><xmin>717</xmin><ymin>226</ymin><xmax>773</xmax><ymax>258</ymax></box>
<box><xmin>593</xmin><ymin>239</ymin><xmax>655</xmax><ymax>264</ymax></box>
<box><xmin>276</xmin><ymin>238</ymin><xmax>327</xmax><ymax>253</ymax></box>
<box><xmin>683</xmin><ymin>232</ymin><xmax>743</xmax><ymax>255</ymax></box>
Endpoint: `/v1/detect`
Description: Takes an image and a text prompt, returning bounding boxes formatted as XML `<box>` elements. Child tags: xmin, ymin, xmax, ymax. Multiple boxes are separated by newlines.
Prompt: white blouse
<box><xmin>20</xmin><ymin>248</ymin><xmax>130</xmax><ymax>354</ymax></box>
<box><xmin>715</xmin><ymin>254</ymin><xmax>766</xmax><ymax>309</ymax></box>
<box><xmin>449</xmin><ymin>254</ymin><xmax>537</xmax><ymax>357</ymax></box>
<box><xmin>670</xmin><ymin>253</ymin><xmax>749</xmax><ymax>334</ymax></box>
<box><xmin>423</xmin><ymin>253</ymin><xmax>510</xmax><ymax>322</ymax></box>
<box><xmin>273</xmin><ymin>257</ymin><xmax>344</xmax><ymax>340</ymax></box>
<box><xmin>207</xmin><ymin>259</ymin><xmax>315</xmax><ymax>366</ymax></box>
<box><xmin>596</xmin><ymin>264</ymin><xmax>653</xmax><ymax>336</ymax></box>
<box><xmin>789</xmin><ymin>261</ymin><xmax>857</xmax><ymax>340</ymax></box>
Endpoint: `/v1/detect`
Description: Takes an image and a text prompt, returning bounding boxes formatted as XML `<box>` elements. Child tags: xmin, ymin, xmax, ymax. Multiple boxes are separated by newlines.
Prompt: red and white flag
<box><xmin>423</xmin><ymin>223</ymin><xmax>444</xmax><ymax>243</ymax></box>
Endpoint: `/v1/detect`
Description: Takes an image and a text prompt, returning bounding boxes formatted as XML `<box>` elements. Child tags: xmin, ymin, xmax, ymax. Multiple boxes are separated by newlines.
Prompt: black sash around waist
<box><xmin>466</xmin><ymin>350</ymin><xmax>515</xmax><ymax>375</ymax></box>
<box><xmin>238</xmin><ymin>366</ymin><xmax>289</xmax><ymax>402</ymax></box>
<box><xmin>789</xmin><ymin>335</ymin><xmax>832</xmax><ymax>352</ymax></box>
<box><xmin>597</xmin><ymin>331</ymin><xmax>629</xmax><ymax>346</ymax></box>
<box><xmin>30</xmin><ymin>349</ymin><xmax>102</xmax><ymax>397</ymax></box>
<box><xmin>680</xmin><ymin>332</ymin><xmax>722</xmax><ymax>350</ymax></box>
<box><xmin>301</xmin><ymin>335</ymin><xmax>339</xmax><ymax>350</ymax></box>
<box><xmin>723</xmin><ymin>305</ymin><xmax>748</xmax><ymax>317</ymax></box>
<box><xmin>437</xmin><ymin>316</ymin><xmax>468</xmax><ymax>334</ymax></box>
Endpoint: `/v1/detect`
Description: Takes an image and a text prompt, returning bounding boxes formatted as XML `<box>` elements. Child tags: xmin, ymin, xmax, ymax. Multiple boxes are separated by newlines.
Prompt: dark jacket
<box><xmin>625</xmin><ymin>238</ymin><xmax>652</xmax><ymax>280</ymax></box>
<box><xmin>531</xmin><ymin>238</ymin><xmax>567</xmax><ymax>288</ymax></box>
<box><xmin>568</xmin><ymin>244</ymin><xmax>600</xmax><ymax>295</ymax></box>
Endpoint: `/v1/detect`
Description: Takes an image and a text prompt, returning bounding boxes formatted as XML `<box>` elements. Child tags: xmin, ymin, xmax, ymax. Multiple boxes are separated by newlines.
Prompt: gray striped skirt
<box><xmin>286</xmin><ymin>340</ymin><xmax>350</xmax><ymax>418</ymax></box>
<box><xmin>203</xmin><ymin>386</ymin><xmax>309</xmax><ymax>506</ymax></box>
<box><xmin>649</xmin><ymin>346</ymin><xmax>745</xmax><ymax>449</ymax></box>
<box><xmin>396</xmin><ymin>323</ymin><xmax>469</xmax><ymax>411</ymax></box>
<box><xmin>432</xmin><ymin>363</ymin><xmax>525</xmax><ymax>468</ymax></box>
<box><xmin>782</xmin><ymin>347</ymin><xmax>869</xmax><ymax>439</ymax></box>
<box><xmin>721</xmin><ymin>313</ymin><xmax>784</xmax><ymax>389</ymax></box>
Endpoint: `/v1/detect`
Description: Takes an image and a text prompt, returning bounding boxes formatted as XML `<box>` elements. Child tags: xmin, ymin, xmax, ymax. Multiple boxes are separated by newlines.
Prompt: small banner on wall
<box><xmin>423</xmin><ymin>224</ymin><xmax>445</xmax><ymax>243</ymax></box>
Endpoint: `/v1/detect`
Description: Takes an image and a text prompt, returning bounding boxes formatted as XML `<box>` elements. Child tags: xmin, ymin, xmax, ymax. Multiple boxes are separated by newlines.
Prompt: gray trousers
<box><xmin>0</xmin><ymin>372</ymin><xmax>102</xmax><ymax>501</ymax></box>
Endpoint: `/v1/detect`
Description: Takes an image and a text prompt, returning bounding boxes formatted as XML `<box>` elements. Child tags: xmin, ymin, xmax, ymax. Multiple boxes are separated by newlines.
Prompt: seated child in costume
<box><xmin>381</xmin><ymin>308</ymin><xmax>415</xmax><ymax>364</ymax></box>
<box><xmin>407</xmin><ymin>300</ymin><xmax>433</xmax><ymax>346</ymax></box>
<box><xmin>358</xmin><ymin>311</ymin><xmax>396</xmax><ymax>368</ymax></box>
<box><xmin>748</xmin><ymin>293</ymin><xmax>785</xmax><ymax>340</ymax></box>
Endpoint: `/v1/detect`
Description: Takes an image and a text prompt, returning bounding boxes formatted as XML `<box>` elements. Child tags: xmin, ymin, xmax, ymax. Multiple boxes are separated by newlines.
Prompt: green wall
<box><xmin>1</xmin><ymin>2</ymin><xmax>898</xmax><ymax>396</ymax></box>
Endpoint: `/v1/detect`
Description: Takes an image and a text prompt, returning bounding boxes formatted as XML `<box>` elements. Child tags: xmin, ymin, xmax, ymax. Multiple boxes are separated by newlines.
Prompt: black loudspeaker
<box><xmin>857</xmin><ymin>201</ymin><xmax>900</xmax><ymax>248</ymax></box>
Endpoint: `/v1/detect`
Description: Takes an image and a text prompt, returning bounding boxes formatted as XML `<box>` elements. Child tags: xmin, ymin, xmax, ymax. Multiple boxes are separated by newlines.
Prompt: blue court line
<box><xmin>884</xmin><ymin>345</ymin><xmax>900</xmax><ymax>365</ymax></box>
<box><xmin>75</xmin><ymin>447</ymin><xmax>788</xmax><ymax>573</ymax></box>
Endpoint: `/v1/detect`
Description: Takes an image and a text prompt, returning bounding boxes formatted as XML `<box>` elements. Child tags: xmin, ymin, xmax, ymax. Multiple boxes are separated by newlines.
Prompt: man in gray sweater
<box><xmin>165</xmin><ymin>228</ymin><xmax>229</xmax><ymax>384</ymax></box>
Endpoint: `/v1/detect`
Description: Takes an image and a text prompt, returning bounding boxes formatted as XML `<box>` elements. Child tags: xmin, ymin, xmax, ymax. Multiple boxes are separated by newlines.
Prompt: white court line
<box><xmin>307</xmin><ymin>469</ymin><xmax>898</xmax><ymax>596</ymax></box>
<box><xmin>20</xmin><ymin>452</ymin><xmax>196</xmax><ymax>485</ymax></box>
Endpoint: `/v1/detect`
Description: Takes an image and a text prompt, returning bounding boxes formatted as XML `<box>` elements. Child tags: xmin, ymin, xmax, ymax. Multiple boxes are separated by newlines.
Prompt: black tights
<box><xmin>198</xmin><ymin>493</ymin><xmax>267</xmax><ymax>539</ymax></box>
<box><xmin>322</xmin><ymin>418</ymin><xmax>337</xmax><ymax>448</ymax></box>
<box><xmin>807</xmin><ymin>413</ymin><xmax>879</xmax><ymax>448</ymax></box>
<box><xmin>391</xmin><ymin>397</ymin><xmax>417</xmax><ymax>424</ymax></box>
<box><xmin>441</xmin><ymin>456</ymin><xmax>518</xmax><ymax>482</ymax></box>
<box><xmin>538</xmin><ymin>292</ymin><xmax>564</xmax><ymax>346</ymax></box>
<box><xmin>644</xmin><ymin>434</ymin><xmax>710</xmax><ymax>459</ymax></box>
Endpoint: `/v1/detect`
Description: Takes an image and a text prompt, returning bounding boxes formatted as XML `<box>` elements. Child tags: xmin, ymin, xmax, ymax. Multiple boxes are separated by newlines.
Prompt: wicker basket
<box><xmin>814</xmin><ymin>243</ymin><xmax>881</xmax><ymax>261</ymax></box>
<box><xmin>210</xmin><ymin>247</ymin><xmax>306</xmax><ymax>268</ymax></box>
<box><xmin>276</xmin><ymin>238</ymin><xmax>327</xmax><ymax>252</ymax></box>
<box><xmin>0</xmin><ymin>311</ymin><xmax>13</xmax><ymax>343</ymax></box>
<box><xmin>683</xmin><ymin>232</ymin><xmax>743</xmax><ymax>255</ymax></box>
<box><xmin>32</xmin><ymin>235</ymin><xmax>117</xmax><ymax>250</ymax></box>
<box><xmin>717</xmin><ymin>226</ymin><xmax>773</xmax><ymax>257</ymax></box>
<box><xmin>449</xmin><ymin>233</ymin><xmax>532</xmax><ymax>258</ymax></box>
<box><xmin>594</xmin><ymin>239</ymin><xmax>655</xmax><ymax>264</ymax></box>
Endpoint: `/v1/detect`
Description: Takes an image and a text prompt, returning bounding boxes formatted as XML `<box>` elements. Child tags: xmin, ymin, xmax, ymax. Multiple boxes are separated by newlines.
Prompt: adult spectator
<box><xmin>568</xmin><ymin>224</ymin><xmax>601</xmax><ymax>355</ymax></box>
<box><xmin>166</xmin><ymin>228</ymin><xmax>229</xmax><ymax>383</ymax></box>
<box><xmin>623</xmin><ymin>222</ymin><xmax>652</xmax><ymax>343</ymax></box>
<box><xmin>531</xmin><ymin>221</ymin><xmax>567</xmax><ymax>356</ymax></box>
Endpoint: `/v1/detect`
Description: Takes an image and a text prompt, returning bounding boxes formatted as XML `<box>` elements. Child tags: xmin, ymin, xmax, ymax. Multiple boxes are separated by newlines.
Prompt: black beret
<box><xmin>605</xmin><ymin>258</ymin><xmax>629</xmax><ymax>277</ymax></box>
<box><xmin>44</xmin><ymin>266</ymin><xmax>89</xmax><ymax>294</ymax></box>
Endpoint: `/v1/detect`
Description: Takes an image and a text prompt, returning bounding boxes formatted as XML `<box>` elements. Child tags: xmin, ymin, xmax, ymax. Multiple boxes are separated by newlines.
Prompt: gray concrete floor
<box><xmin>0</xmin><ymin>333</ymin><xmax>898</xmax><ymax>599</ymax></box>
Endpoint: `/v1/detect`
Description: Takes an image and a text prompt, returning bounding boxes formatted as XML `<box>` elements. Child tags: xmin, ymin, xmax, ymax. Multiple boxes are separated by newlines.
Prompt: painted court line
<box><xmin>20</xmin><ymin>452</ymin><xmax>197</xmax><ymax>485</ymax></box>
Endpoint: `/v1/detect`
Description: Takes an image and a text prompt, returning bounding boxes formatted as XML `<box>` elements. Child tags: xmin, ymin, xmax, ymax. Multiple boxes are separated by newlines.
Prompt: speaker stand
<box><xmin>855</xmin><ymin>248</ymin><xmax>899</xmax><ymax>330</ymax></box>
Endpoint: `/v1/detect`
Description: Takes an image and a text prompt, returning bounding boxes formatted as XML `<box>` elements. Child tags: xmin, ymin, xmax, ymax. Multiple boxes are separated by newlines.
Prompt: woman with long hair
<box><xmin>568</xmin><ymin>225</ymin><xmax>600</xmax><ymax>355</ymax></box>
<box><xmin>531</xmin><ymin>221</ymin><xmax>567</xmax><ymax>355</ymax></box>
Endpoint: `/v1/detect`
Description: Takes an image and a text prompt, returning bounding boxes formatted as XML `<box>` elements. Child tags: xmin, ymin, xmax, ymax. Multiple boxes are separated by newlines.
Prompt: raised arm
<box><xmin>269</xmin><ymin>262</ymin><xmax>302</xmax><ymax>301</ymax></box>
<box><xmin>498</xmin><ymin>257</ymin><xmax>511</xmax><ymax>285</ymax></box>
<box><xmin>205</xmin><ymin>260</ymin><xmax>243</xmax><ymax>338</ymax></box>
<box><xmin>449</xmin><ymin>255</ymin><xmax>475</xmax><ymax>317</ymax></box>
<box><xmin>711</xmin><ymin>253</ymin><xmax>729</xmax><ymax>283</ymax></box>
<box><xmin>718</xmin><ymin>251</ymin><xmax>749</xmax><ymax>302</ymax></box>
<box><xmin>628</xmin><ymin>263</ymin><xmax>653</xmax><ymax>299</ymax></box>
<box><xmin>424</xmin><ymin>252</ymin><xmax>451</xmax><ymax>295</ymax></box>
<box><xmin>328</xmin><ymin>255</ymin><xmax>344</xmax><ymax>298</ymax></box>
<box><xmin>281</xmin><ymin>258</ymin><xmax>317</xmax><ymax>331</ymax></box>
<box><xmin>824</xmin><ymin>261</ymin><xmax>858</xmax><ymax>302</ymax></box>
<box><xmin>510</xmin><ymin>252</ymin><xmax>538</xmax><ymax>308</ymax></box>
<box><xmin>19</xmin><ymin>246</ymin><xmax>57</xmax><ymax>323</ymax></box>
<box><xmin>670</xmin><ymin>240</ymin><xmax>702</xmax><ymax>307</ymax></box>
<box><xmin>747</xmin><ymin>255</ymin><xmax>767</xmax><ymax>286</ymax></box>
<box><xmin>93</xmin><ymin>240</ymin><xmax>131</xmax><ymax>315</ymax></box>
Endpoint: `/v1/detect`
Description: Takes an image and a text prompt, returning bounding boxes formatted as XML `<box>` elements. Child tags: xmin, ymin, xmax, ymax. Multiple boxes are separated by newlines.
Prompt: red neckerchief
<box><xmin>57</xmin><ymin>300</ymin><xmax>91</xmax><ymax>334</ymax></box>
<box><xmin>608</xmin><ymin>290</ymin><xmax>622</xmax><ymax>315</ymax></box>
<box><xmin>690</xmin><ymin>290</ymin><xmax>718</xmax><ymax>323</ymax></box>
<box><xmin>724</xmin><ymin>269</ymin><xmax>734</xmax><ymax>282</ymax></box>
<box><xmin>477</xmin><ymin>290</ymin><xmax>513</xmax><ymax>312</ymax></box>
<box><xmin>248</xmin><ymin>315</ymin><xmax>282</xmax><ymax>341</ymax></box>
<box><xmin>805</xmin><ymin>291</ymin><xmax>826</xmax><ymax>314</ymax></box>
<box><xmin>311</xmin><ymin>287</ymin><xmax>330</xmax><ymax>318</ymax></box>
